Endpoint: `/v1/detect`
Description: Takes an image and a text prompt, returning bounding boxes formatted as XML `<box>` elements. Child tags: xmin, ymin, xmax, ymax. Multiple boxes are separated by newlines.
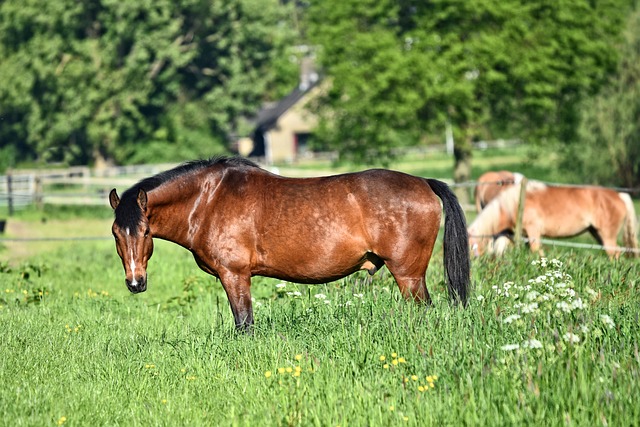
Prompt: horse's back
<box><xmin>232</xmin><ymin>168</ymin><xmax>443</xmax><ymax>282</ymax></box>
<box><xmin>525</xmin><ymin>185</ymin><xmax>626</xmax><ymax>236</ymax></box>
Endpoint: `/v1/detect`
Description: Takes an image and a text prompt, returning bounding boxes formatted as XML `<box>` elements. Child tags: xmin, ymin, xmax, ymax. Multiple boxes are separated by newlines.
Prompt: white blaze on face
<box><xmin>125</xmin><ymin>227</ymin><xmax>139</xmax><ymax>285</ymax></box>
<box><xmin>129</xmin><ymin>248</ymin><xmax>138</xmax><ymax>285</ymax></box>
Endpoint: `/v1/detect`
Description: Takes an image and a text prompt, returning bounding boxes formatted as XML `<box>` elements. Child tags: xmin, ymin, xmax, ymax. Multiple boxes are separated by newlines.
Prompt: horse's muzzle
<box><xmin>126</xmin><ymin>276</ymin><xmax>147</xmax><ymax>293</ymax></box>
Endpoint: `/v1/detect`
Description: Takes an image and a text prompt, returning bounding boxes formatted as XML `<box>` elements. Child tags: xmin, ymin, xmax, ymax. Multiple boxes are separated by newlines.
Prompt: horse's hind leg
<box><xmin>589</xmin><ymin>226</ymin><xmax>620</xmax><ymax>259</ymax></box>
<box><xmin>385</xmin><ymin>260</ymin><xmax>432</xmax><ymax>305</ymax></box>
<box><xmin>219</xmin><ymin>270</ymin><xmax>254</xmax><ymax>333</ymax></box>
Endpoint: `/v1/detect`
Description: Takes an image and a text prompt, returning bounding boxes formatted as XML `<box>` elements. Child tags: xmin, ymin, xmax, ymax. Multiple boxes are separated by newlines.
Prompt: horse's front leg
<box><xmin>526</xmin><ymin>229</ymin><xmax>545</xmax><ymax>256</ymax></box>
<box><xmin>219</xmin><ymin>270</ymin><xmax>254</xmax><ymax>333</ymax></box>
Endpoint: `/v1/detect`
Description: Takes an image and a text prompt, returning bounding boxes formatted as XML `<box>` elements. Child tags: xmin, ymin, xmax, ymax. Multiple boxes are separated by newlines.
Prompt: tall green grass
<box><xmin>1</xmin><ymin>237</ymin><xmax>638</xmax><ymax>426</ymax></box>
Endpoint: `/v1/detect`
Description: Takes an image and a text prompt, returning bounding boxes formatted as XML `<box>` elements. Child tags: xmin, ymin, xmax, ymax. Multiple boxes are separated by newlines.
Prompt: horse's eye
<box><xmin>144</xmin><ymin>228</ymin><xmax>150</xmax><ymax>237</ymax></box>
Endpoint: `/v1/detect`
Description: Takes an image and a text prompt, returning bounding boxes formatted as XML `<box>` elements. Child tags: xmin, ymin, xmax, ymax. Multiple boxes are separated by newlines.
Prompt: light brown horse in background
<box><xmin>468</xmin><ymin>181</ymin><xmax>638</xmax><ymax>258</ymax></box>
<box><xmin>474</xmin><ymin>170</ymin><xmax>524</xmax><ymax>212</ymax></box>
<box><xmin>109</xmin><ymin>157</ymin><xmax>470</xmax><ymax>331</ymax></box>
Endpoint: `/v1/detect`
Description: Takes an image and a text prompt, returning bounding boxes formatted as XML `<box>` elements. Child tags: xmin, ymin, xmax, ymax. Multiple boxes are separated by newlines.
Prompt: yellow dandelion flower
<box><xmin>403</xmin><ymin>416</ymin><xmax>409</xmax><ymax>421</ymax></box>
<box><xmin>57</xmin><ymin>416</ymin><xmax>67</xmax><ymax>425</ymax></box>
<box><xmin>285</xmin><ymin>367</ymin><xmax>293</xmax><ymax>373</ymax></box>
<box><xmin>264</xmin><ymin>371</ymin><xmax>272</xmax><ymax>378</ymax></box>
<box><xmin>295</xmin><ymin>366</ymin><xmax>302</xmax><ymax>372</ymax></box>
<box><xmin>161</xmin><ymin>399</ymin><xmax>167</xmax><ymax>404</ymax></box>
<box><xmin>383</xmin><ymin>364</ymin><xmax>389</xmax><ymax>369</ymax></box>
<box><xmin>418</xmin><ymin>386</ymin><xmax>425</xmax><ymax>392</ymax></box>
<box><xmin>293</xmin><ymin>371</ymin><xmax>301</xmax><ymax>377</ymax></box>
<box><xmin>392</xmin><ymin>359</ymin><xmax>399</xmax><ymax>366</ymax></box>
<box><xmin>426</xmin><ymin>375</ymin><xmax>434</xmax><ymax>383</ymax></box>
<box><xmin>411</xmin><ymin>375</ymin><xmax>418</xmax><ymax>381</ymax></box>
<box><xmin>295</xmin><ymin>354</ymin><xmax>302</xmax><ymax>361</ymax></box>
<box><xmin>391</xmin><ymin>352</ymin><xmax>397</xmax><ymax>358</ymax></box>
<box><xmin>430</xmin><ymin>382</ymin><xmax>435</xmax><ymax>388</ymax></box>
<box><xmin>433</xmin><ymin>375</ymin><xmax>438</xmax><ymax>380</ymax></box>
<box><xmin>398</xmin><ymin>357</ymin><xmax>406</xmax><ymax>363</ymax></box>
<box><xmin>403</xmin><ymin>377</ymin><xmax>409</xmax><ymax>383</ymax></box>
<box><xmin>389</xmin><ymin>406</ymin><xmax>395</xmax><ymax>411</ymax></box>
<box><xmin>278</xmin><ymin>367</ymin><xmax>285</xmax><ymax>374</ymax></box>
<box><xmin>379</xmin><ymin>355</ymin><xmax>386</xmax><ymax>361</ymax></box>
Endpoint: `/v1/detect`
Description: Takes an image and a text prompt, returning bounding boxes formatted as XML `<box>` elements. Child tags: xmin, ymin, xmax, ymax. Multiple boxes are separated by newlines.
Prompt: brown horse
<box><xmin>474</xmin><ymin>170</ymin><xmax>523</xmax><ymax>212</ymax></box>
<box><xmin>109</xmin><ymin>157</ymin><xmax>470</xmax><ymax>331</ymax></box>
<box><xmin>468</xmin><ymin>180</ymin><xmax>638</xmax><ymax>258</ymax></box>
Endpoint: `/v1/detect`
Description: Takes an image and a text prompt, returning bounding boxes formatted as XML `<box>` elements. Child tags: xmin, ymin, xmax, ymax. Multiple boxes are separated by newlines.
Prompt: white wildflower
<box><xmin>501</xmin><ymin>344</ymin><xmax>520</xmax><ymax>351</ymax></box>
<box><xmin>600</xmin><ymin>314</ymin><xmax>615</xmax><ymax>330</ymax></box>
<box><xmin>550</xmin><ymin>259</ymin><xmax>563</xmax><ymax>268</ymax></box>
<box><xmin>503</xmin><ymin>314</ymin><xmax>521</xmax><ymax>324</ymax></box>
<box><xmin>586</xmin><ymin>287</ymin><xmax>599</xmax><ymax>300</ymax></box>
<box><xmin>571</xmin><ymin>298</ymin><xmax>584</xmax><ymax>310</ymax></box>
<box><xmin>563</xmin><ymin>332</ymin><xmax>580</xmax><ymax>344</ymax></box>
<box><xmin>521</xmin><ymin>302</ymin><xmax>539</xmax><ymax>314</ymax></box>
<box><xmin>276</xmin><ymin>283</ymin><xmax>287</xmax><ymax>289</ymax></box>
<box><xmin>522</xmin><ymin>339</ymin><xmax>543</xmax><ymax>349</ymax></box>
<box><xmin>476</xmin><ymin>295</ymin><xmax>485</xmax><ymax>301</ymax></box>
<box><xmin>525</xmin><ymin>290</ymin><xmax>540</xmax><ymax>301</ymax></box>
<box><xmin>556</xmin><ymin>301</ymin><xmax>572</xmax><ymax>313</ymax></box>
<box><xmin>314</xmin><ymin>293</ymin><xmax>326</xmax><ymax>300</ymax></box>
<box><xmin>353</xmin><ymin>293</ymin><xmax>364</xmax><ymax>299</ymax></box>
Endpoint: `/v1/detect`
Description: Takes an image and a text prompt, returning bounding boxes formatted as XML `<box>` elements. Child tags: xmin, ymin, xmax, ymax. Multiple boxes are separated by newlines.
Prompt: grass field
<box><xmin>1</xmin><ymin>148</ymin><xmax>639</xmax><ymax>426</ymax></box>
<box><xmin>1</xmin><ymin>229</ymin><xmax>639</xmax><ymax>426</ymax></box>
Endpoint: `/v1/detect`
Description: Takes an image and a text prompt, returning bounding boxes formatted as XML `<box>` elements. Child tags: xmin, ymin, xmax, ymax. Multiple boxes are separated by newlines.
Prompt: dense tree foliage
<box><xmin>0</xmin><ymin>0</ymin><xmax>298</xmax><ymax>167</ymax></box>
<box><xmin>561</xmin><ymin>7</ymin><xmax>640</xmax><ymax>188</ymax></box>
<box><xmin>1</xmin><ymin>0</ymin><xmax>636</xmax><ymax>189</ymax></box>
<box><xmin>305</xmin><ymin>0</ymin><xmax>632</xmax><ymax>189</ymax></box>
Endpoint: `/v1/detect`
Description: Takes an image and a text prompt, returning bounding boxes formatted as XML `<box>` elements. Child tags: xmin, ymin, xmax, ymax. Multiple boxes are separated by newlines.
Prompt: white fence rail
<box><xmin>0</xmin><ymin>163</ymin><xmax>179</xmax><ymax>211</ymax></box>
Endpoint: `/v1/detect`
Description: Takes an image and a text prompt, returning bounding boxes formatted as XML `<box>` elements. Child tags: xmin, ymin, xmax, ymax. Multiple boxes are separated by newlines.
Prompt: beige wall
<box><xmin>266</xmin><ymin>86</ymin><xmax>321</xmax><ymax>164</ymax></box>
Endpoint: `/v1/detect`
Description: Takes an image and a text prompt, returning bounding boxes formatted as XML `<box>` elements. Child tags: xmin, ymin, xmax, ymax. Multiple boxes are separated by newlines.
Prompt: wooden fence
<box><xmin>0</xmin><ymin>164</ymin><xmax>178</xmax><ymax>213</ymax></box>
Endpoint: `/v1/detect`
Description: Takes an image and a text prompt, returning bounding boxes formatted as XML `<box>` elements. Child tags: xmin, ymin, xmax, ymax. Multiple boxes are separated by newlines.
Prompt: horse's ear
<box><xmin>109</xmin><ymin>189</ymin><xmax>120</xmax><ymax>210</ymax></box>
<box><xmin>137</xmin><ymin>188</ymin><xmax>148</xmax><ymax>212</ymax></box>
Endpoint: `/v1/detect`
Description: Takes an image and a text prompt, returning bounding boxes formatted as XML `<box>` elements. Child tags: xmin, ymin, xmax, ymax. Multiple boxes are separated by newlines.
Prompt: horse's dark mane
<box><xmin>114</xmin><ymin>156</ymin><xmax>259</xmax><ymax>228</ymax></box>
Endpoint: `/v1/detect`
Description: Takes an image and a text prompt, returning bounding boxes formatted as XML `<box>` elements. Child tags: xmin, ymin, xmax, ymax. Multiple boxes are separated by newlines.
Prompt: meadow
<box><xmin>1</xmin><ymin>148</ymin><xmax>639</xmax><ymax>426</ymax></box>
<box><xmin>1</xmin><ymin>223</ymin><xmax>639</xmax><ymax>426</ymax></box>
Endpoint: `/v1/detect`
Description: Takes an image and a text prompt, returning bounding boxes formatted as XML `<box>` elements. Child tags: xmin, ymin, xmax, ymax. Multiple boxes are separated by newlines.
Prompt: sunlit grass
<box><xmin>0</xmin><ymin>238</ymin><xmax>639</xmax><ymax>425</ymax></box>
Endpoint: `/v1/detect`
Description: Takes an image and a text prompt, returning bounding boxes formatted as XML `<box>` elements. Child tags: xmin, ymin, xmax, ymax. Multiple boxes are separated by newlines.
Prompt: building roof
<box><xmin>254</xmin><ymin>79</ymin><xmax>320</xmax><ymax>132</ymax></box>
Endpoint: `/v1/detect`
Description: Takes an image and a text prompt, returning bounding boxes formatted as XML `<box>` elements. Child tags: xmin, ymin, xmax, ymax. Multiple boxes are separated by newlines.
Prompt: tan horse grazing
<box><xmin>474</xmin><ymin>170</ymin><xmax>524</xmax><ymax>212</ymax></box>
<box><xmin>109</xmin><ymin>157</ymin><xmax>470</xmax><ymax>332</ymax></box>
<box><xmin>468</xmin><ymin>181</ymin><xmax>638</xmax><ymax>258</ymax></box>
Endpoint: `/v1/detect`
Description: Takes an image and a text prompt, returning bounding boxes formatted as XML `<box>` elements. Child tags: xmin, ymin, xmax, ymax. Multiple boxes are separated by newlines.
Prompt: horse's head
<box><xmin>109</xmin><ymin>188</ymin><xmax>154</xmax><ymax>293</ymax></box>
<box><xmin>468</xmin><ymin>227</ymin><xmax>489</xmax><ymax>257</ymax></box>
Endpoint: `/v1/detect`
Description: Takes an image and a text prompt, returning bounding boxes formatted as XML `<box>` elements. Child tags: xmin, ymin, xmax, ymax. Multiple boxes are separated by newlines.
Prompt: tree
<box><xmin>305</xmin><ymin>0</ymin><xmax>630</xmax><ymax>199</ymax></box>
<box><xmin>0</xmin><ymin>0</ymin><xmax>298</xmax><ymax>168</ymax></box>
<box><xmin>561</xmin><ymin>6</ymin><xmax>640</xmax><ymax>188</ymax></box>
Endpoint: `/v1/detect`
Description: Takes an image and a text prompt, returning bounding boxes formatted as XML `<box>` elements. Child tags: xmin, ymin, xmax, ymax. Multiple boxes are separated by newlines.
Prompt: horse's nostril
<box><xmin>125</xmin><ymin>276</ymin><xmax>147</xmax><ymax>293</ymax></box>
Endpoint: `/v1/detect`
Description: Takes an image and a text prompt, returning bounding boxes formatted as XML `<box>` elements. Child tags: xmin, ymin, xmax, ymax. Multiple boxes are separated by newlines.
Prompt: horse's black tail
<box><xmin>426</xmin><ymin>179</ymin><xmax>471</xmax><ymax>306</ymax></box>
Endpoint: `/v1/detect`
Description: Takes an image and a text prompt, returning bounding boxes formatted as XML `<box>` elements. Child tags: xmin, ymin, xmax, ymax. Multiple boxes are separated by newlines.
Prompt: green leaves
<box><xmin>305</xmin><ymin>0</ymin><xmax>631</xmax><ymax>165</ymax></box>
<box><xmin>0</xmin><ymin>0</ymin><xmax>298</xmax><ymax>167</ymax></box>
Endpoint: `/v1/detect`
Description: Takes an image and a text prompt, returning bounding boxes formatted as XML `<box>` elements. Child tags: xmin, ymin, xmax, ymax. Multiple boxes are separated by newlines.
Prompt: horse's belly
<box><xmin>254</xmin><ymin>250</ymin><xmax>374</xmax><ymax>284</ymax></box>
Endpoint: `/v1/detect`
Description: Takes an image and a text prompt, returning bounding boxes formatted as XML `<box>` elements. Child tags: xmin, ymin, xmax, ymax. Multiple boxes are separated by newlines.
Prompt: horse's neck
<box><xmin>472</xmin><ymin>199</ymin><xmax>514</xmax><ymax>236</ymax></box>
<box><xmin>146</xmin><ymin>180</ymin><xmax>202</xmax><ymax>246</ymax></box>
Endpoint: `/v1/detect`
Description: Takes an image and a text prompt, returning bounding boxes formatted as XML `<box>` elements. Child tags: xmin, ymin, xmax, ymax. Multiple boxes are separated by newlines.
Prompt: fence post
<box><xmin>7</xmin><ymin>172</ymin><xmax>13</xmax><ymax>216</ymax></box>
<box><xmin>514</xmin><ymin>177</ymin><xmax>527</xmax><ymax>244</ymax></box>
<box><xmin>35</xmin><ymin>176</ymin><xmax>43</xmax><ymax>209</ymax></box>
